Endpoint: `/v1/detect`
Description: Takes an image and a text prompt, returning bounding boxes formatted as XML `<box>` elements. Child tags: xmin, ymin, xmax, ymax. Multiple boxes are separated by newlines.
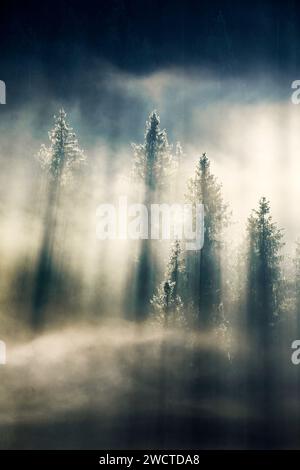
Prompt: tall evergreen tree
<box><xmin>132</xmin><ymin>110</ymin><xmax>173</xmax><ymax>195</ymax></box>
<box><xmin>185</xmin><ymin>153</ymin><xmax>228</xmax><ymax>327</ymax></box>
<box><xmin>246</xmin><ymin>197</ymin><xmax>284</xmax><ymax>337</ymax></box>
<box><xmin>131</xmin><ymin>111</ymin><xmax>174</xmax><ymax>318</ymax></box>
<box><xmin>32</xmin><ymin>109</ymin><xmax>85</xmax><ymax>327</ymax></box>
<box><xmin>245</xmin><ymin>199</ymin><xmax>284</xmax><ymax>442</ymax></box>
<box><xmin>37</xmin><ymin>108</ymin><xmax>86</xmax><ymax>188</ymax></box>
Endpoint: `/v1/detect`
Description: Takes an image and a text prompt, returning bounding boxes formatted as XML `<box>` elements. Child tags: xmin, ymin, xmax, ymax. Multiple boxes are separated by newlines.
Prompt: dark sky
<box><xmin>1</xmin><ymin>0</ymin><xmax>300</xmax><ymax>141</ymax></box>
<box><xmin>1</xmin><ymin>1</ymin><xmax>300</xmax><ymax>93</ymax></box>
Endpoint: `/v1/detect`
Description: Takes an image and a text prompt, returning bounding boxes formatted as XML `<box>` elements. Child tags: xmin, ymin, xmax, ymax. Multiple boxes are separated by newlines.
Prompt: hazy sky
<box><xmin>1</xmin><ymin>0</ymin><xmax>300</xmax><ymax>247</ymax></box>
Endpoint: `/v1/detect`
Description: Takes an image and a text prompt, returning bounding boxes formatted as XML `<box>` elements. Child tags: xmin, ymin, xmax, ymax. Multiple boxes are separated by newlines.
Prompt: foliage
<box><xmin>36</xmin><ymin>109</ymin><xmax>86</xmax><ymax>186</ymax></box>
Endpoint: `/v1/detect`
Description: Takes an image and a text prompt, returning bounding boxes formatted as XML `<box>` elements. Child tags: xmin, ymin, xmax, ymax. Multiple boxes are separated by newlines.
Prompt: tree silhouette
<box><xmin>132</xmin><ymin>110</ymin><xmax>174</xmax><ymax>194</ymax></box>
<box><xmin>151</xmin><ymin>240</ymin><xmax>186</xmax><ymax>327</ymax></box>
<box><xmin>131</xmin><ymin>111</ymin><xmax>174</xmax><ymax>318</ymax></box>
<box><xmin>186</xmin><ymin>153</ymin><xmax>228</xmax><ymax>327</ymax></box>
<box><xmin>246</xmin><ymin>197</ymin><xmax>284</xmax><ymax>337</ymax></box>
<box><xmin>32</xmin><ymin>109</ymin><xmax>86</xmax><ymax>327</ymax></box>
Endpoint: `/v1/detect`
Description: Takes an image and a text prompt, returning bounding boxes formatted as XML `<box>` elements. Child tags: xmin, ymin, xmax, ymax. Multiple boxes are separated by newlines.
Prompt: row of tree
<box><xmin>130</xmin><ymin>111</ymin><xmax>290</xmax><ymax>340</ymax></box>
<box><xmin>33</xmin><ymin>109</ymin><xmax>299</xmax><ymax>345</ymax></box>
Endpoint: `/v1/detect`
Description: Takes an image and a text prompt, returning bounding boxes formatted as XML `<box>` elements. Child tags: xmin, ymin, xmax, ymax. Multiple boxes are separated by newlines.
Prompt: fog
<box><xmin>1</xmin><ymin>67</ymin><xmax>299</xmax><ymax>242</ymax></box>
<box><xmin>0</xmin><ymin>321</ymin><xmax>250</xmax><ymax>449</ymax></box>
<box><xmin>0</xmin><ymin>66</ymin><xmax>300</xmax><ymax>448</ymax></box>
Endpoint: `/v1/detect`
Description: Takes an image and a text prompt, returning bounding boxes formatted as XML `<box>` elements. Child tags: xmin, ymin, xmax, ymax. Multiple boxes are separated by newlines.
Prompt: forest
<box><xmin>0</xmin><ymin>107</ymin><xmax>300</xmax><ymax>449</ymax></box>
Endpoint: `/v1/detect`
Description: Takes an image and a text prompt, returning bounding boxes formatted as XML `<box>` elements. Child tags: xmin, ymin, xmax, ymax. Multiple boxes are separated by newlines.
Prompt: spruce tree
<box><xmin>37</xmin><ymin>108</ymin><xmax>86</xmax><ymax>188</ymax></box>
<box><xmin>186</xmin><ymin>153</ymin><xmax>228</xmax><ymax>327</ymax></box>
<box><xmin>151</xmin><ymin>240</ymin><xmax>186</xmax><ymax>327</ymax></box>
<box><xmin>32</xmin><ymin>109</ymin><xmax>85</xmax><ymax>327</ymax></box>
<box><xmin>246</xmin><ymin>197</ymin><xmax>284</xmax><ymax>337</ymax></box>
<box><xmin>132</xmin><ymin>111</ymin><xmax>174</xmax><ymax>318</ymax></box>
<box><xmin>245</xmin><ymin>198</ymin><xmax>284</xmax><ymax>439</ymax></box>
<box><xmin>132</xmin><ymin>110</ymin><xmax>173</xmax><ymax>195</ymax></box>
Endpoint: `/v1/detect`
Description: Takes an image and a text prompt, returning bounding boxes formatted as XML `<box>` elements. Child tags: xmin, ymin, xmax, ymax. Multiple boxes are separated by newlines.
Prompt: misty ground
<box><xmin>1</xmin><ymin>320</ymin><xmax>299</xmax><ymax>449</ymax></box>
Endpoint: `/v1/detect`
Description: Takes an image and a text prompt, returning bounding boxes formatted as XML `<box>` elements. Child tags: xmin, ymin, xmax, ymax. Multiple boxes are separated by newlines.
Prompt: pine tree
<box><xmin>151</xmin><ymin>240</ymin><xmax>186</xmax><ymax>327</ymax></box>
<box><xmin>37</xmin><ymin>109</ymin><xmax>86</xmax><ymax>186</ymax></box>
<box><xmin>185</xmin><ymin>153</ymin><xmax>228</xmax><ymax>327</ymax></box>
<box><xmin>132</xmin><ymin>111</ymin><xmax>174</xmax><ymax>318</ymax></box>
<box><xmin>32</xmin><ymin>109</ymin><xmax>86</xmax><ymax>327</ymax></box>
<box><xmin>246</xmin><ymin>197</ymin><xmax>284</xmax><ymax>336</ymax></box>
<box><xmin>132</xmin><ymin>110</ymin><xmax>173</xmax><ymax>195</ymax></box>
<box><xmin>245</xmin><ymin>198</ymin><xmax>284</xmax><ymax>437</ymax></box>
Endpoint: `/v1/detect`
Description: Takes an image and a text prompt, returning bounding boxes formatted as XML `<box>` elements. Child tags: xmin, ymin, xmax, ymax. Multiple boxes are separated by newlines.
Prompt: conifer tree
<box><xmin>246</xmin><ymin>197</ymin><xmax>284</xmax><ymax>336</ymax></box>
<box><xmin>132</xmin><ymin>111</ymin><xmax>174</xmax><ymax>318</ymax></box>
<box><xmin>132</xmin><ymin>110</ymin><xmax>173</xmax><ymax>195</ymax></box>
<box><xmin>185</xmin><ymin>153</ymin><xmax>228</xmax><ymax>327</ymax></box>
<box><xmin>151</xmin><ymin>240</ymin><xmax>186</xmax><ymax>327</ymax></box>
<box><xmin>37</xmin><ymin>108</ymin><xmax>86</xmax><ymax>189</ymax></box>
<box><xmin>245</xmin><ymin>198</ymin><xmax>284</xmax><ymax>438</ymax></box>
<box><xmin>32</xmin><ymin>109</ymin><xmax>85</xmax><ymax>327</ymax></box>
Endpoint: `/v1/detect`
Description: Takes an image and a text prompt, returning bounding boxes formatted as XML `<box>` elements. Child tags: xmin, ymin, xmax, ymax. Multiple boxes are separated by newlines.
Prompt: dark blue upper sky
<box><xmin>1</xmin><ymin>0</ymin><xmax>300</xmax><ymax>140</ymax></box>
<box><xmin>1</xmin><ymin>1</ymin><xmax>300</xmax><ymax>90</ymax></box>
